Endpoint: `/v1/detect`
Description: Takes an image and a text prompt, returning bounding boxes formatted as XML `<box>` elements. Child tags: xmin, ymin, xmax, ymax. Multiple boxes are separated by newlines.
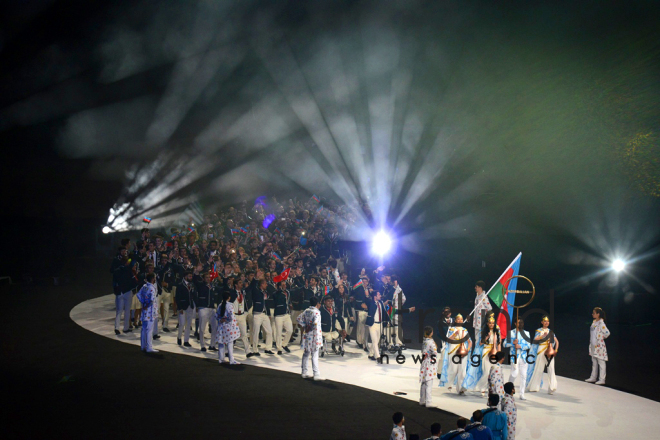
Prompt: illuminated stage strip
<box><xmin>72</xmin><ymin>294</ymin><xmax>660</xmax><ymax>440</ymax></box>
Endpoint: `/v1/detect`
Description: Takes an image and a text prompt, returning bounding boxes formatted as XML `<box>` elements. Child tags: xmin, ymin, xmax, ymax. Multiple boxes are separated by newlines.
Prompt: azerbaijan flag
<box><xmin>486</xmin><ymin>252</ymin><xmax>522</xmax><ymax>336</ymax></box>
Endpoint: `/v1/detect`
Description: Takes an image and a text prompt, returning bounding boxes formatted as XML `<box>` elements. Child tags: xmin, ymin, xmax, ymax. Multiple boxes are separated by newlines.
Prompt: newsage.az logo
<box><xmin>382</xmin><ymin>302</ymin><xmax>555</xmax><ymax>366</ymax></box>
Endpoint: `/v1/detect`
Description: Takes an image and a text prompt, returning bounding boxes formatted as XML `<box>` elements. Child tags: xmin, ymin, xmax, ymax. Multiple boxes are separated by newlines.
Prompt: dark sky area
<box><xmin>1</xmin><ymin>0</ymin><xmax>659</xmax><ymax>318</ymax></box>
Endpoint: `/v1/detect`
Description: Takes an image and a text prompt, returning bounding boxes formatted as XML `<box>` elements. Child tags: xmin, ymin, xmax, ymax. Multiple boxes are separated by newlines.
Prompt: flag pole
<box><xmin>467</xmin><ymin>252</ymin><xmax>522</xmax><ymax>320</ymax></box>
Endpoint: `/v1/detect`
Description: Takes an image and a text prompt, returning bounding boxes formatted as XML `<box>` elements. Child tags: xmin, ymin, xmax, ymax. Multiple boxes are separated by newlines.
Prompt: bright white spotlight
<box><xmin>102</xmin><ymin>226</ymin><xmax>112</xmax><ymax>234</ymax></box>
<box><xmin>372</xmin><ymin>230</ymin><xmax>392</xmax><ymax>256</ymax></box>
<box><xmin>612</xmin><ymin>259</ymin><xmax>626</xmax><ymax>272</ymax></box>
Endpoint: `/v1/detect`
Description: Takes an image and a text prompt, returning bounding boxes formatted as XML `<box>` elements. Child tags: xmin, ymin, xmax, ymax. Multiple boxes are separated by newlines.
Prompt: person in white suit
<box><xmin>585</xmin><ymin>307</ymin><xmax>610</xmax><ymax>385</ymax></box>
<box><xmin>297</xmin><ymin>297</ymin><xmax>324</xmax><ymax>380</ymax></box>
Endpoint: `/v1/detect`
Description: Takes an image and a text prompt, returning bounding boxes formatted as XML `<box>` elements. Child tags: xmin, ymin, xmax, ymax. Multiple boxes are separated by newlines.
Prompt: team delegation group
<box><xmin>111</xmin><ymin>227</ymin><xmax>413</xmax><ymax>370</ymax></box>
<box><xmin>111</xmin><ymin>231</ymin><xmax>611</xmax><ymax>440</ymax></box>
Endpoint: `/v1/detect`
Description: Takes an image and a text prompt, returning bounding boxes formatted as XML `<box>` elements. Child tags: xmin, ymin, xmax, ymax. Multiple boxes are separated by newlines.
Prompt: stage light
<box><xmin>372</xmin><ymin>230</ymin><xmax>392</xmax><ymax>256</ymax></box>
<box><xmin>102</xmin><ymin>226</ymin><xmax>112</xmax><ymax>234</ymax></box>
<box><xmin>612</xmin><ymin>259</ymin><xmax>626</xmax><ymax>272</ymax></box>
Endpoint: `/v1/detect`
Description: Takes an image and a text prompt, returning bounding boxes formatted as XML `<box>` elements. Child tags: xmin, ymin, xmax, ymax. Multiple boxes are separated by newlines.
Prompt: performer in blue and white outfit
<box><xmin>586</xmin><ymin>307</ymin><xmax>610</xmax><ymax>385</ymax></box>
<box><xmin>526</xmin><ymin>316</ymin><xmax>559</xmax><ymax>394</ymax></box>
<box><xmin>137</xmin><ymin>273</ymin><xmax>159</xmax><ymax>353</ymax></box>
<box><xmin>504</xmin><ymin>318</ymin><xmax>530</xmax><ymax>400</ymax></box>
<box><xmin>297</xmin><ymin>297</ymin><xmax>324</xmax><ymax>380</ymax></box>
<box><xmin>216</xmin><ymin>291</ymin><xmax>241</xmax><ymax>365</ymax></box>
<box><xmin>439</xmin><ymin>314</ymin><xmax>472</xmax><ymax>394</ymax></box>
<box><xmin>465</xmin><ymin>315</ymin><xmax>501</xmax><ymax>396</ymax></box>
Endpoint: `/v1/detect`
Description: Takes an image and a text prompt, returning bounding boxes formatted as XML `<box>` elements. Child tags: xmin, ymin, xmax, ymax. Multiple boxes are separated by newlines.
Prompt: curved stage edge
<box><xmin>71</xmin><ymin>294</ymin><xmax>660</xmax><ymax>440</ymax></box>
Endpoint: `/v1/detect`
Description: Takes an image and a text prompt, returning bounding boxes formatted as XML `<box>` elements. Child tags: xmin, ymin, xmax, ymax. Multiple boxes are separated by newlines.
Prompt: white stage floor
<box><xmin>72</xmin><ymin>294</ymin><xmax>660</xmax><ymax>440</ymax></box>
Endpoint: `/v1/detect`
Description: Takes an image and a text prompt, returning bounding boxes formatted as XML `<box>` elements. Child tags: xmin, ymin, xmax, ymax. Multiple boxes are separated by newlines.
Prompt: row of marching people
<box><xmin>130</xmin><ymin>263</ymin><xmax>368</xmax><ymax>362</ymax></box>
<box><xmin>438</xmin><ymin>312</ymin><xmax>559</xmax><ymax>399</ymax></box>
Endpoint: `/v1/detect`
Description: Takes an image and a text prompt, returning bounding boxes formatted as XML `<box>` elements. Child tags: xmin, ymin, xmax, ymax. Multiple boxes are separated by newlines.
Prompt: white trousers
<box><xmin>115</xmin><ymin>291</ymin><xmax>132</xmax><ymax>331</ymax></box>
<box><xmin>357</xmin><ymin>310</ymin><xmax>368</xmax><ymax>345</ymax></box>
<box><xmin>141</xmin><ymin>320</ymin><xmax>155</xmax><ymax>351</ymax></box>
<box><xmin>445</xmin><ymin>350</ymin><xmax>468</xmax><ymax>393</ymax></box>
<box><xmin>508</xmin><ymin>356</ymin><xmax>529</xmax><ymax>398</ymax></box>
<box><xmin>252</xmin><ymin>312</ymin><xmax>273</xmax><ymax>353</ymax></box>
<box><xmin>170</xmin><ymin>286</ymin><xmax>177</xmax><ymax>307</ymax></box>
<box><xmin>131</xmin><ymin>292</ymin><xmax>140</xmax><ymax>311</ymax></box>
<box><xmin>178</xmin><ymin>307</ymin><xmax>195</xmax><ymax>342</ymax></box>
<box><xmin>268</xmin><ymin>310</ymin><xmax>276</xmax><ymax>346</ymax></box>
<box><xmin>198</xmin><ymin>308</ymin><xmax>215</xmax><ymax>349</ymax></box>
<box><xmin>341</xmin><ymin>313</ymin><xmax>353</xmax><ymax>336</ymax></box>
<box><xmin>302</xmin><ymin>349</ymin><xmax>320</xmax><ymax>377</ymax></box>
<box><xmin>210</xmin><ymin>315</ymin><xmax>218</xmax><ymax>347</ymax></box>
<box><xmin>324</xmin><ymin>331</ymin><xmax>340</xmax><ymax>342</ymax></box>
<box><xmin>527</xmin><ymin>353</ymin><xmax>557</xmax><ymax>392</ymax></box>
<box><xmin>420</xmin><ymin>379</ymin><xmax>434</xmax><ymax>406</ymax></box>
<box><xmin>219</xmin><ymin>342</ymin><xmax>235</xmax><ymax>363</ymax></box>
<box><xmin>235</xmin><ymin>313</ymin><xmax>251</xmax><ymax>352</ymax></box>
<box><xmin>476</xmin><ymin>351</ymin><xmax>496</xmax><ymax>392</ymax></box>
<box><xmin>390</xmin><ymin>324</ymin><xmax>403</xmax><ymax>346</ymax></box>
<box><xmin>275</xmin><ymin>315</ymin><xmax>293</xmax><ymax>350</ymax></box>
<box><xmin>369</xmin><ymin>323</ymin><xmax>383</xmax><ymax>358</ymax></box>
<box><xmin>152</xmin><ymin>295</ymin><xmax>160</xmax><ymax>336</ymax></box>
<box><xmin>247</xmin><ymin>307</ymin><xmax>254</xmax><ymax>337</ymax></box>
<box><xmin>160</xmin><ymin>290</ymin><xmax>172</xmax><ymax>328</ymax></box>
<box><xmin>589</xmin><ymin>356</ymin><xmax>606</xmax><ymax>382</ymax></box>
<box><xmin>291</xmin><ymin>310</ymin><xmax>302</xmax><ymax>335</ymax></box>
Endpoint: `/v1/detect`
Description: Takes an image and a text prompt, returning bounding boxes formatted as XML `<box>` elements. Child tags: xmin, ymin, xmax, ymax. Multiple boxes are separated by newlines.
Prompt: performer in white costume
<box><xmin>488</xmin><ymin>352</ymin><xmax>506</xmax><ymax>407</ymax></box>
<box><xmin>297</xmin><ymin>297</ymin><xmax>324</xmax><ymax>380</ymax></box>
<box><xmin>503</xmin><ymin>318</ymin><xmax>531</xmax><ymax>400</ymax></box>
<box><xmin>471</xmin><ymin>280</ymin><xmax>492</xmax><ymax>343</ymax></box>
<box><xmin>501</xmin><ymin>382</ymin><xmax>518</xmax><ymax>440</ymax></box>
<box><xmin>216</xmin><ymin>291</ymin><xmax>241</xmax><ymax>365</ymax></box>
<box><xmin>526</xmin><ymin>315</ymin><xmax>559</xmax><ymax>394</ymax></box>
<box><xmin>136</xmin><ymin>273</ymin><xmax>159</xmax><ymax>353</ymax></box>
<box><xmin>389</xmin><ymin>275</ymin><xmax>407</xmax><ymax>347</ymax></box>
<box><xmin>474</xmin><ymin>315</ymin><xmax>502</xmax><ymax>397</ymax></box>
<box><xmin>439</xmin><ymin>314</ymin><xmax>472</xmax><ymax>395</ymax></box>
<box><xmin>419</xmin><ymin>326</ymin><xmax>438</xmax><ymax>407</ymax></box>
<box><xmin>585</xmin><ymin>307</ymin><xmax>610</xmax><ymax>385</ymax></box>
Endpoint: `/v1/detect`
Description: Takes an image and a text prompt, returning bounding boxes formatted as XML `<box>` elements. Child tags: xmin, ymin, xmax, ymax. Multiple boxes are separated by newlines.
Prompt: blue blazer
<box><xmin>366</xmin><ymin>299</ymin><xmax>391</xmax><ymax>326</ymax></box>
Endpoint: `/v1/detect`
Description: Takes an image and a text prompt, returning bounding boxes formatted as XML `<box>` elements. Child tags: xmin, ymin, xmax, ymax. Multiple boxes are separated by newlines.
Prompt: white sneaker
<box><xmin>595</xmin><ymin>380</ymin><xmax>606</xmax><ymax>385</ymax></box>
<box><xmin>146</xmin><ymin>349</ymin><xmax>159</xmax><ymax>353</ymax></box>
<box><xmin>230</xmin><ymin>361</ymin><xmax>241</xmax><ymax>365</ymax></box>
<box><xmin>302</xmin><ymin>373</ymin><xmax>313</xmax><ymax>379</ymax></box>
<box><xmin>520</xmin><ymin>396</ymin><xmax>527</xmax><ymax>400</ymax></box>
<box><xmin>548</xmin><ymin>389</ymin><xmax>555</xmax><ymax>395</ymax></box>
<box><xmin>313</xmin><ymin>376</ymin><xmax>325</xmax><ymax>381</ymax></box>
<box><xmin>585</xmin><ymin>378</ymin><xmax>597</xmax><ymax>383</ymax></box>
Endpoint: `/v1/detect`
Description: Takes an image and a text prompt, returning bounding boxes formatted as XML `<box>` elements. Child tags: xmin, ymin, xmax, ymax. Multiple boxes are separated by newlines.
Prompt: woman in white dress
<box><xmin>439</xmin><ymin>314</ymin><xmax>472</xmax><ymax>394</ymax></box>
<box><xmin>475</xmin><ymin>315</ymin><xmax>502</xmax><ymax>397</ymax></box>
<box><xmin>526</xmin><ymin>315</ymin><xmax>559</xmax><ymax>394</ymax></box>
<box><xmin>586</xmin><ymin>307</ymin><xmax>610</xmax><ymax>385</ymax></box>
<box><xmin>216</xmin><ymin>291</ymin><xmax>241</xmax><ymax>365</ymax></box>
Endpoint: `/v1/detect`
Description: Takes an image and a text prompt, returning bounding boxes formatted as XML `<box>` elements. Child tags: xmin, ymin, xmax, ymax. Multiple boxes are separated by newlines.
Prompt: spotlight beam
<box><xmin>372</xmin><ymin>230</ymin><xmax>393</xmax><ymax>256</ymax></box>
<box><xmin>612</xmin><ymin>259</ymin><xmax>625</xmax><ymax>272</ymax></box>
